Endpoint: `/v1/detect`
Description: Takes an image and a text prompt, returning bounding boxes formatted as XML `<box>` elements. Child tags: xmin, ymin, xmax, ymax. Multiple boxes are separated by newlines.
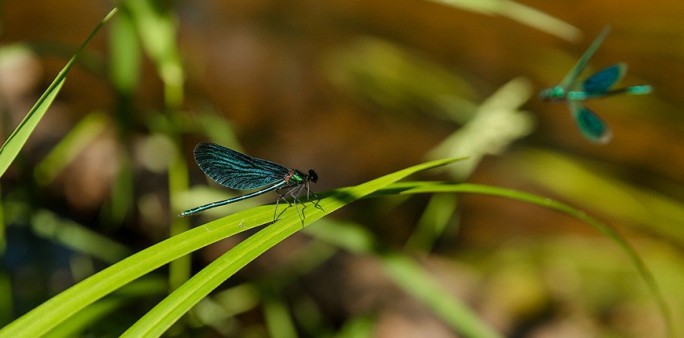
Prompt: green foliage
<box><xmin>0</xmin><ymin>9</ymin><xmax>118</xmax><ymax>178</ymax></box>
<box><xmin>0</xmin><ymin>158</ymin><xmax>461</xmax><ymax>337</ymax></box>
<box><xmin>0</xmin><ymin>2</ymin><xmax>679</xmax><ymax>338</ymax></box>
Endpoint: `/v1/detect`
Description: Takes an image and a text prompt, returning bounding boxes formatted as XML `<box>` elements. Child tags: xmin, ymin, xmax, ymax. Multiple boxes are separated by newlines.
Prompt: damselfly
<box><xmin>540</xmin><ymin>26</ymin><xmax>652</xmax><ymax>143</ymax></box>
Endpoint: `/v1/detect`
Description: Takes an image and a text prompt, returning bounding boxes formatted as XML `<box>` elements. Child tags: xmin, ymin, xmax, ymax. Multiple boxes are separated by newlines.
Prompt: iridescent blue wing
<box><xmin>582</xmin><ymin>63</ymin><xmax>626</xmax><ymax>94</ymax></box>
<box><xmin>194</xmin><ymin>143</ymin><xmax>290</xmax><ymax>190</ymax></box>
<box><xmin>569</xmin><ymin>101</ymin><xmax>612</xmax><ymax>143</ymax></box>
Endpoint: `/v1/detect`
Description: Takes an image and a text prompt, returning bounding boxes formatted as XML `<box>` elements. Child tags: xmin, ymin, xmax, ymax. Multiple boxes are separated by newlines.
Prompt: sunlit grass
<box><xmin>0</xmin><ymin>2</ymin><xmax>679</xmax><ymax>338</ymax></box>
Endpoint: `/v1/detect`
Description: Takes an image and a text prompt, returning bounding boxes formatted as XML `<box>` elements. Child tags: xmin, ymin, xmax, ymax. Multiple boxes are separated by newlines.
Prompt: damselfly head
<box><xmin>307</xmin><ymin>169</ymin><xmax>318</xmax><ymax>183</ymax></box>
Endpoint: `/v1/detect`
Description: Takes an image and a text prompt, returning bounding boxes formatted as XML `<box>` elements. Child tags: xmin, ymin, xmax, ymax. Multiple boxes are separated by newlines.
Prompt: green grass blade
<box><xmin>405</xmin><ymin>191</ymin><xmax>458</xmax><ymax>251</ymax></box>
<box><xmin>264</xmin><ymin>296</ymin><xmax>298</xmax><ymax>338</ymax></box>
<box><xmin>33</xmin><ymin>111</ymin><xmax>109</xmax><ymax>185</ymax></box>
<box><xmin>381</xmin><ymin>253</ymin><xmax>501</xmax><ymax>338</ymax></box>
<box><xmin>121</xmin><ymin>0</ymin><xmax>184</xmax><ymax>107</ymax></box>
<box><xmin>48</xmin><ymin>278</ymin><xmax>166</xmax><ymax>338</ymax></box>
<box><xmin>307</xmin><ymin>219</ymin><xmax>501</xmax><ymax>338</ymax></box>
<box><xmin>513</xmin><ymin>149</ymin><xmax>684</xmax><ymax>245</ymax></box>
<box><xmin>0</xmin><ymin>79</ymin><xmax>64</xmax><ymax>177</ymax></box>
<box><xmin>121</xmin><ymin>157</ymin><xmax>463</xmax><ymax>337</ymax></box>
<box><xmin>335</xmin><ymin>315</ymin><xmax>376</xmax><ymax>338</ymax></box>
<box><xmin>386</xmin><ymin>182</ymin><xmax>675</xmax><ymax>338</ymax></box>
<box><xmin>0</xmin><ymin>158</ymin><xmax>461</xmax><ymax>338</ymax></box>
<box><xmin>121</xmin><ymin>0</ymin><xmax>188</xmax><ymax>290</ymax></box>
<box><xmin>0</xmin><ymin>8</ymin><xmax>118</xmax><ymax>178</ymax></box>
<box><xmin>0</xmin><ymin>211</ymin><xmax>260</xmax><ymax>337</ymax></box>
<box><xmin>109</xmin><ymin>9</ymin><xmax>141</xmax><ymax>95</ymax></box>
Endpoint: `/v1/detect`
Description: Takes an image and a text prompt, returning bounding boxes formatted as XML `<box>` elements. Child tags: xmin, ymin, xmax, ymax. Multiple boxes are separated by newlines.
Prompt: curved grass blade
<box><xmin>47</xmin><ymin>278</ymin><xmax>166</xmax><ymax>337</ymax></box>
<box><xmin>383</xmin><ymin>182</ymin><xmax>675</xmax><ymax>338</ymax></box>
<box><xmin>120</xmin><ymin>157</ymin><xmax>463</xmax><ymax>337</ymax></box>
<box><xmin>381</xmin><ymin>252</ymin><xmax>501</xmax><ymax>338</ymax></box>
<box><xmin>0</xmin><ymin>207</ymin><xmax>270</xmax><ymax>337</ymax></box>
<box><xmin>306</xmin><ymin>219</ymin><xmax>501</xmax><ymax>338</ymax></box>
<box><xmin>0</xmin><ymin>157</ymin><xmax>462</xmax><ymax>338</ymax></box>
<box><xmin>0</xmin><ymin>8</ymin><xmax>118</xmax><ymax>178</ymax></box>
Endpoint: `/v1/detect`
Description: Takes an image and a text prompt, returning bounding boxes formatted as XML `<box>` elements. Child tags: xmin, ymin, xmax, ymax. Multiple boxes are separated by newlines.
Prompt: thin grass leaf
<box><xmin>120</xmin><ymin>157</ymin><xmax>463</xmax><ymax>337</ymax></box>
<box><xmin>121</xmin><ymin>0</ymin><xmax>184</xmax><ymax>107</ymax></box>
<box><xmin>425</xmin><ymin>0</ymin><xmax>581</xmax><ymax>41</ymax></box>
<box><xmin>0</xmin><ymin>157</ymin><xmax>461</xmax><ymax>338</ymax></box>
<box><xmin>405</xmin><ymin>193</ymin><xmax>458</xmax><ymax>251</ymax></box>
<box><xmin>336</xmin><ymin>315</ymin><xmax>376</xmax><ymax>338</ymax></box>
<box><xmin>105</xmin><ymin>9</ymin><xmax>142</xmax><ymax>224</ymax></box>
<box><xmin>30</xmin><ymin>209</ymin><xmax>131</xmax><ymax>264</ymax></box>
<box><xmin>109</xmin><ymin>10</ymin><xmax>141</xmax><ymax>95</ymax></box>
<box><xmin>307</xmin><ymin>219</ymin><xmax>500</xmax><ymax>338</ymax></box>
<box><xmin>264</xmin><ymin>296</ymin><xmax>298</xmax><ymax>338</ymax></box>
<box><xmin>33</xmin><ymin>111</ymin><xmax>109</xmax><ymax>185</ymax></box>
<box><xmin>387</xmin><ymin>182</ymin><xmax>675</xmax><ymax>338</ymax></box>
<box><xmin>0</xmin><ymin>207</ymin><xmax>262</xmax><ymax>337</ymax></box>
<box><xmin>121</xmin><ymin>0</ymin><xmax>188</xmax><ymax>290</ymax></box>
<box><xmin>381</xmin><ymin>253</ymin><xmax>502</xmax><ymax>338</ymax></box>
<box><xmin>0</xmin><ymin>8</ymin><xmax>118</xmax><ymax>178</ymax></box>
<box><xmin>513</xmin><ymin>149</ymin><xmax>684</xmax><ymax>245</ymax></box>
<box><xmin>48</xmin><ymin>278</ymin><xmax>166</xmax><ymax>338</ymax></box>
<box><xmin>0</xmin><ymin>184</ymin><xmax>5</xmax><ymax>251</ymax></box>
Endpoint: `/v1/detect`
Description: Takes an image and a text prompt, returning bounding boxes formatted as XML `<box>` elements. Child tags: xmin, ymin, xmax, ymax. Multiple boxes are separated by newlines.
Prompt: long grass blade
<box><xmin>0</xmin><ymin>157</ymin><xmax>462</xmax><ymax>338</ymax></box>
<box><xmin>0</xmin><ymin>8</ymin><xmax>118</xmax><ymax>178</ymax></box>
<box><xmin>389</xmin><ymin>182</ymin><xmax>675</xmax><ymax>338</ymax></box>
<box><xmin>120</xmin><ymin>157</ymin><xmax>463</xmax><ymax>337</ymax></box>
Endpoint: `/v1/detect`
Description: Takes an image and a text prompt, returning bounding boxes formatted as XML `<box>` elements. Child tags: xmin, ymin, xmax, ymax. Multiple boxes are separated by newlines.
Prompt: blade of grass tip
<box><xmin>396</xmin><ymin>182</ymin><xmax>675</xmax><ymax>338</ymax></box>
<box><xmin>0</xmin><ymin>7</ymin><xmax>118</xmax><ymax>178</ymax></box>
<box><xmin>121</xmin><ymin>157</ymin><xmax>465</xmax><ymax>337</ymax></box>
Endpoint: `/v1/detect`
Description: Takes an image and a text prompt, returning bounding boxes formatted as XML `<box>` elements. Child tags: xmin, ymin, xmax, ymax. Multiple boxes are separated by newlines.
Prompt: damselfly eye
<box><xmin>308</xmin><ymin>170</ymin><xmax>318</xmax><ymax>183</ymax></box>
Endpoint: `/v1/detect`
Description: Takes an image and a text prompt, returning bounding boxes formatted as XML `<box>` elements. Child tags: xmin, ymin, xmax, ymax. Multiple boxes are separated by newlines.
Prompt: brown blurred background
<box><xmin>1</xmin><ymin>0</ymin><xmax>683</xmax><ymax>337</ymax></box>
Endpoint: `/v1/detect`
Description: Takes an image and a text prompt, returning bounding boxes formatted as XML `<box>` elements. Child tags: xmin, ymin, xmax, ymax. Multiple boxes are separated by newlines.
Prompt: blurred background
<box><xmin>1</xmin><ymin>0</ymin><xmax>683</xmax><ymax>337</ymax></box>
